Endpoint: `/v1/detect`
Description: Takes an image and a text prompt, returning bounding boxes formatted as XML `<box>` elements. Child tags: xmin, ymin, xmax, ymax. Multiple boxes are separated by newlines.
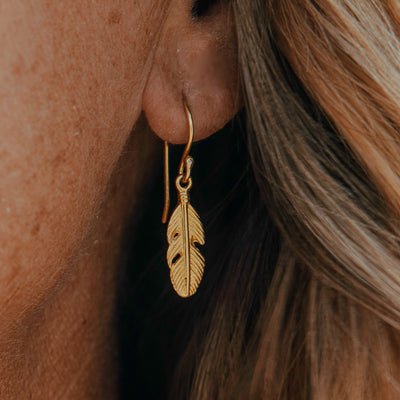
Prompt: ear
<box><xmin>142</xmin><ymin>0</ymin><xmax>241</xmax><ymax>144</ymax></box>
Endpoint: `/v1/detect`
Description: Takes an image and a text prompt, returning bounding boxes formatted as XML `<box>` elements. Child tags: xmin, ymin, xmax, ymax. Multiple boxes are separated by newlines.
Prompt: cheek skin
<box><xmin>0</xmin><ymin>1</ymin><xmax>164</xmax><ymax>326</ymax></box>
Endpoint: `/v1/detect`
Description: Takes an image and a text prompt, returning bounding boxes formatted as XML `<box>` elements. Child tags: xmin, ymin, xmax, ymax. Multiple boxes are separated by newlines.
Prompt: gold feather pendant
<box><xmin>162</xmin><ymin>101</ymin><xmax>205</xmax><ymax>297</ymax></box>
<box><xmin>166</xmin><ymin>173</ymin><xmax>205</xmax><ymax>297</ymax></box>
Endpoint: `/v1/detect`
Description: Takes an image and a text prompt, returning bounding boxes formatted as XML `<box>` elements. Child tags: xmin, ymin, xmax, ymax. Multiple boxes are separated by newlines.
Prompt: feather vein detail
<box><xmin>166</xmin><ymin>196</ymin><xmax>205</xmax><ymax>297</ymax></box>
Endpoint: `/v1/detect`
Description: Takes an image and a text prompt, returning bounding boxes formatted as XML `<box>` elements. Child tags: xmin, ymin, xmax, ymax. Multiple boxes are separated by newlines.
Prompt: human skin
<box><xmin>0</xmin><ymin>0</ymin><xmax>238</xmax><ymax>398</ymax></box>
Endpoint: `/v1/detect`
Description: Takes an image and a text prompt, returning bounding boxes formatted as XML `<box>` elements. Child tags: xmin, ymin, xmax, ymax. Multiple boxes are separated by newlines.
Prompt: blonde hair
<box><xmin>169</xmin><ymin>1</ymin><xmax>400</xmax><ymax>398</ymax></box>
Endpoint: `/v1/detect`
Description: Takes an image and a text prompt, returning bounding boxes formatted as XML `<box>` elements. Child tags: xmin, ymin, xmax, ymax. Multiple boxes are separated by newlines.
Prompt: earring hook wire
<box><xmin>162</xmin><ymin>99</ymin><xmax>194</xmax><ymax>224</ymax></box>
<box><xmin>178</xmin><ymin>101</ymin><xmax>194</xmax><ymax>179</ymax></box>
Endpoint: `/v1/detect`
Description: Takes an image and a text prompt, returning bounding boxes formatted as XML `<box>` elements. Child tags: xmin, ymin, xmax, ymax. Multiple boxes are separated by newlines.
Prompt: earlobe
<box><xmin>142</xmin><ymin>0</ymin><xmax>241</xmax><ymax>144</ymax></box>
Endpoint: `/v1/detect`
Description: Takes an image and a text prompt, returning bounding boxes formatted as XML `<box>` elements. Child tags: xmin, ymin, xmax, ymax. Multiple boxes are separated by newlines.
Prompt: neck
<box><xmin>0</xmin><ymin>118</ymin><xmax>158</xmax><ymax>399</ymax></box>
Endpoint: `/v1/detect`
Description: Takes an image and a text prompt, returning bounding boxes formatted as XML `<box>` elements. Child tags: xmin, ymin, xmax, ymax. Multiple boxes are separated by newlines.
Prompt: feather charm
<box><xmin>166</xmin><ymin>175</ymin><xmax>205</xmax><ymax>297</ymax></box>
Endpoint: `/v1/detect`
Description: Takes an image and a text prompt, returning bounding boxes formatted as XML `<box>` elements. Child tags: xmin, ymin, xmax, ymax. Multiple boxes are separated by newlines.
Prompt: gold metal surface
<box><xmin>163</xmin><ymin>100</ymin><xmax>205</xmax><ymax>297</ymax></box>
<box><xmin>162</xmin><ymin>141</ymin><xmax>169</xmax><ymax>224</ymax></box>
<box><xmin>178</xmin><ymin>102</ymin><xmax>194</xmax><ymax>181</ymax></box>
<box><xmin>166</xmin><ymin>176</ymin><xmax>205</xmax><ymax>297</ymax></box>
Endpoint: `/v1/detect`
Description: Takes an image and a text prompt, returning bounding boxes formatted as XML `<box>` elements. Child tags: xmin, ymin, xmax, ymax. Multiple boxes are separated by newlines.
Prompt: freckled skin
<box><xmin>0</xmin><ymin>2</ymin><xmax>163</xmax><ymax>313</ymax></box>
<box><xmin>0</xmin><ymin>1</ymin><xmax>165</xmax><ymax>398</ymax></box>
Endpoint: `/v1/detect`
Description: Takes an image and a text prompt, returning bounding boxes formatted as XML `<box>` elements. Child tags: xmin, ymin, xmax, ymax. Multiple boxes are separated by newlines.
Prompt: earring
<box><xmin>162</xmin><ymin>101</ymin><xmax>205</xmax><ymax>298</ymax></box>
